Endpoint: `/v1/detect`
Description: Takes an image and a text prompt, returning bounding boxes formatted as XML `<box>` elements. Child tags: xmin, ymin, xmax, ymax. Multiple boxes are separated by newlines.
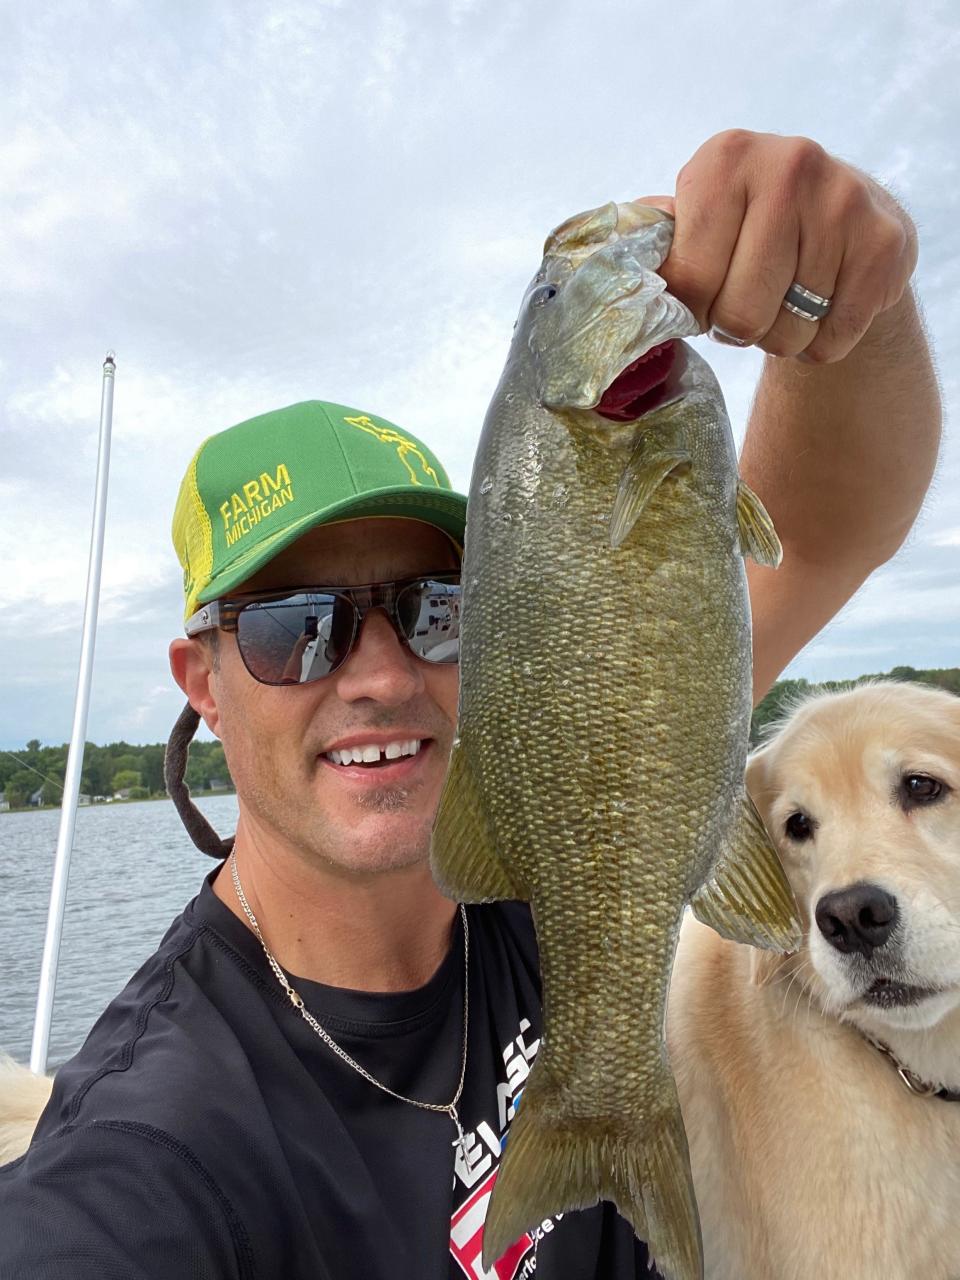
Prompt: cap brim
<box><xmin>196</xmin><ymin>485</ymin><xmax>468</xmax><ymax>604</ymax></box>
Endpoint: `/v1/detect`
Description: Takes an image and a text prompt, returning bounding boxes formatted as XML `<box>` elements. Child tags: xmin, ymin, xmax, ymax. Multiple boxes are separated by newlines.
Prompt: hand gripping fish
<box><xmin>430</xmin><ymin>202</ymin><xmax>802</xmax><ymax>1280</ymax></box>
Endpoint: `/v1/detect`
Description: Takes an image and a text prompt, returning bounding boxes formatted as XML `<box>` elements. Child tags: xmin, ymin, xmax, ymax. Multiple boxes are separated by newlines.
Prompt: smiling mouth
<box><xmin>860</xmin><ymin>977</ymin><xmax>941</xmax><ymax>1009</ymax></box>
<box><xmin>595</xmin><ymin>340</ymin><xmax>683</xmax><ymax>422</ymax></box>
<box><xmin>321</xmin><ymin>738</ymin><xmax>431</xmax><ymax>772</ymax></box>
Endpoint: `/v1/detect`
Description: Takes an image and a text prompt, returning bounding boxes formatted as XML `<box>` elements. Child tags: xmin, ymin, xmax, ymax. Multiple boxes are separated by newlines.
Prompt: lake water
<box><xmin>0</xmin><ymin>795</ymin><xmax>238</xmax><ymax>1069</ymax></box>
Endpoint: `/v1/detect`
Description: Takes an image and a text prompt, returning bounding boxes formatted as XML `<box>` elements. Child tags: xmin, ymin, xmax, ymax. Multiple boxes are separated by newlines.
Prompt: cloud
<box><xmin>927</xmin><ymin>527</ymin><xmax>960</xmax><ymax>548</ymax></box>
<box><xmin>1</xmin><ymin>0</ymin><xmax>957</xmax><ymax>748</ymax></box>
<box><xmin>784</xmin><ymin>540</ymin><xmax>960</xmax><ymax>685</ymax></box>
<box><xmin>790</xmin><ymin>641</ymin><xmax>899</xmax><ymax>661</ymax></box>
<box><xmin>841</xmin><ymin>568</ymin><xmax>960</xmax><ymax>628</ymax></box>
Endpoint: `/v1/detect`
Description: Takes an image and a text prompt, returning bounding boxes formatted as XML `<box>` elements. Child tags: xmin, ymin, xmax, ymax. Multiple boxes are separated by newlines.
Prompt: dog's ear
<box><xmin>945</xmin><ymin>690</ymin><xmax>960</xmax><ymax>741</ymax></box>
<box><xmin>745</xmin><ymin>738</ymin><xmax>797</xmax><ymax>989</ymax></box>
<box><xmin>745</xmin><ymin>740</ymin><xmax>783</xmax><ymax>869</ymax></box>
<box><xmin>745</xmin><ymin>739</ymin><xmax>776</xmax><ymax>809</ymax></box>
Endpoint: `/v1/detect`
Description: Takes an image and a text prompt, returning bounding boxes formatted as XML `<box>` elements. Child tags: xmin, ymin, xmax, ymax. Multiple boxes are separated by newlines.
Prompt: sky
<box><xmin>1</xmin><ymin>0</ymin><xmax>957</xmax><ymax>750</ymax></box>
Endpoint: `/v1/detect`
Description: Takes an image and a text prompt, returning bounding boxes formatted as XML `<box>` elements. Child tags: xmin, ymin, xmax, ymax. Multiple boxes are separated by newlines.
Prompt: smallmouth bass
<box><xmin>431</xmin><ymin>202</ymin><xmax>801</xmax><ymax>1280</ymax></box>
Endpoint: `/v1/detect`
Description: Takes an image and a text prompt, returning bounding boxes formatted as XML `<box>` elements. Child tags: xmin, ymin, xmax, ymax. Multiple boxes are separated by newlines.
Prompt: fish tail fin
<box><xmin>482</xmin><ymin>1069</ymin><xmax>703</xmax><ymax>1280</ymax></box>
<box><xmin>638</xmin><ymin>1088</ymin><xmax>704</xmax><ymax>1280</ymax></box>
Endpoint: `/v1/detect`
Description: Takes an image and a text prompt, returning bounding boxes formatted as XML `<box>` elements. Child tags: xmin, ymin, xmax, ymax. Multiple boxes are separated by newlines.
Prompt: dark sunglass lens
<box><xmin>398</xmin><ymin>579</ymin><xmax>461</xmax><ymax>663</ymax></box>
<box><xmin>236</xmin><ymin>594</ymin><xmax>347</xmax><ymax>683</ymax></box>
<box><xmin>323</xmin><ymin>596</ymin><xmax>357</xmax><ymax>672</ymax></box>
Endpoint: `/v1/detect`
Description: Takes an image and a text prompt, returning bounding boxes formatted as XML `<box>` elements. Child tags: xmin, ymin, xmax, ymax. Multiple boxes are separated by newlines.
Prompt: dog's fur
<box><xmin>0</xmin><ymin>1054</ymin><xmax>52</xmax><ymax>1165</ymax></box>
<box><xmin>668</xmin><ymin>681</ymin><xmax>960</xmax><ymax>1279</ymax></box>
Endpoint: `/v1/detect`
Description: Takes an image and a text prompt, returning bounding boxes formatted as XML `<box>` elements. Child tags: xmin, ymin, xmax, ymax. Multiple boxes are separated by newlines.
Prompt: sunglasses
<box><xmin>185</xmin><ymin>574</ymin><xmax>461</xmax><ymax>686</ymax></box>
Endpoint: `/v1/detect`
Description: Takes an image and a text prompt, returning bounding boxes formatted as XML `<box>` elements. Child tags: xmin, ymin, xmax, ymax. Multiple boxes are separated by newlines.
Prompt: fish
<box><xmin>430</xmin><ymin>201</ymin><xmax>803</xmax><ymax>1280</ymax></box>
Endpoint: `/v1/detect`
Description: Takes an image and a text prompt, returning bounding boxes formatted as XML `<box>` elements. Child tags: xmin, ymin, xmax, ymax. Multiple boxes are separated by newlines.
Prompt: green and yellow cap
<box><xmin>172</xmin><ymin>400</ymin><xmax>466</xmax><ymax>622</ymax></box>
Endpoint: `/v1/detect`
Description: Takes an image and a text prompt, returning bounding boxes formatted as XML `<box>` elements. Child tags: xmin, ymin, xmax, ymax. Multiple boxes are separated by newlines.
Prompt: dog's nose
<box><xmin>815</xmin><ymin>883</ymin><xmax>899</xmax><ymax>956</ymax></box>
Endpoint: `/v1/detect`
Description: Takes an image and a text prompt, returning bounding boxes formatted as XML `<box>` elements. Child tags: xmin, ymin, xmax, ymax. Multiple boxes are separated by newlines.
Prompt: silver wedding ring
<box><xmin>782</xmin><ymin>281</ymin><xmax>832</xmax><ymax>323</ymax></box>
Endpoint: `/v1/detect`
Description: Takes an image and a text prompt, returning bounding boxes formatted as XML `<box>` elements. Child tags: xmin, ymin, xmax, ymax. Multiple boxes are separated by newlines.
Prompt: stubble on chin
<box><xmin>355</xmin><ymin>786</ymin><xmax>413</xmax><ymax>813</ymax></box>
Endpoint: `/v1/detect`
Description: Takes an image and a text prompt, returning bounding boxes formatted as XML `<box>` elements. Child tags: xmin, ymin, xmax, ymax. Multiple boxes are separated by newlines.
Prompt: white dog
<box><xmin>668</xmin><ymin>681</ymin><xmax>960</xmax><ymax>1279</ymax></box>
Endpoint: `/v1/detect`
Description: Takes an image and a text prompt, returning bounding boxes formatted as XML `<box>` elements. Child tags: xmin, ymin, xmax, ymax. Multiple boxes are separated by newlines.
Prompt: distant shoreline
<box><xmin>1</xmin><ymin>789</ymin><xmax>236</xmax><ymax>815</ymax></box>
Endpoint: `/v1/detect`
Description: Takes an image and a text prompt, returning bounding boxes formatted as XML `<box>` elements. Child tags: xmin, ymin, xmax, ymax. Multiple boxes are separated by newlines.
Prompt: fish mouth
<box><xmin>595</xmin><ymin>340</ymin><xmax>685</xmax><ymax>422</ymax></box>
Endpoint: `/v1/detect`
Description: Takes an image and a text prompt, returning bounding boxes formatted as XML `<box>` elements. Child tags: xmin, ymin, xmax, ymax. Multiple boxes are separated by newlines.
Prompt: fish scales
<box><xmin>431</xmin><ymin>202</ymin><xmax>801</xmax><ymax>1280</ymax></box>
<box><xmin>474</xmin><ymin>374</ymin><xmax>747</xmax><ymax>1095</ymax></box>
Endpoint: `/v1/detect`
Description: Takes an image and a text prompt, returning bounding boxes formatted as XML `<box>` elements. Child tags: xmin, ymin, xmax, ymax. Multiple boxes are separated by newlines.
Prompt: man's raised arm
<box><xmin>640</xmin><ymin>129</ymin><xmax>941</xmax><ymax>701</ymax></box>
<box><xmin>742</xmin><ymin>290</ymin><xmax>939</xmax><ymax>701</ymax></box>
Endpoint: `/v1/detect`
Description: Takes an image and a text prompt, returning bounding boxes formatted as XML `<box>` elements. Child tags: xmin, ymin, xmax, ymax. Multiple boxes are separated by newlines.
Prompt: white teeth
<box><xmin>326</xmin><ymin>739</ymin><xmax>424</xmax><ymax>766</ymax></box>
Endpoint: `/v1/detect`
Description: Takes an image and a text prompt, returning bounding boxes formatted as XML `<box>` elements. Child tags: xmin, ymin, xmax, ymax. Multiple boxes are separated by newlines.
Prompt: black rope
<box><xmin>164</xmin><ymin>702</ymin><xmax>235</xmax><ymax>860</ymax></box>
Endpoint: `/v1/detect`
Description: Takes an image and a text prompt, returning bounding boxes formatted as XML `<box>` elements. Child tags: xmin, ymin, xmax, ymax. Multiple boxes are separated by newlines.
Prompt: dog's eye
<box><xmin>901</xmin><ymin>774</ymin><xmax>945</xmax><ymax>806</ymax></box>
<box><xmin>785</xmin><ymin>811</ymin><xmax>813</xmax><ymax>841</ymax></box>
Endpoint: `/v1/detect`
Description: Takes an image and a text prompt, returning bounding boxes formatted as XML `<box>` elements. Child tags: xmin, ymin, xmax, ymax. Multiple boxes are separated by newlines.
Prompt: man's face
<box><xmin>194</xmin><ymin>517</ymin><xmax>460</xmax><ymax>876</ymax></box>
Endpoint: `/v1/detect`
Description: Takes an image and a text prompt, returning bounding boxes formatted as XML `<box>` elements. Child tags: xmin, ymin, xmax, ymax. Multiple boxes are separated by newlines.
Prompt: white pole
<box><xmin>30</xmin><ymin>353</ymin><xmax>116</xmax><ymax>1075</ymax></box>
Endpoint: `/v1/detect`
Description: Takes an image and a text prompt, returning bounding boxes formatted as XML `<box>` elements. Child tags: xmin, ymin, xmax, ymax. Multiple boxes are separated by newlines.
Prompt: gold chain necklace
<box><xmin>230</xmin><ymin>853</ymin><xmax>471</xmax><ymax>1158</ymax></box>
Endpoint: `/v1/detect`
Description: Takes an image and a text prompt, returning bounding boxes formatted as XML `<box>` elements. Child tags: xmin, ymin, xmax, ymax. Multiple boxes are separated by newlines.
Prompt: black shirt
<box><xmin>0</xmin><ymin>871</ymin><xmax>658</xmax><ymax>1279</ymax></box>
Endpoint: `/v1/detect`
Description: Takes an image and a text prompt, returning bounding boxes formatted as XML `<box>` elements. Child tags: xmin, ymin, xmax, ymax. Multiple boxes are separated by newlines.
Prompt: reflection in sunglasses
<box><xmin>232</xmin><ymin>578</ymin><xmax>461</xmax><ymax>686</ymax></box>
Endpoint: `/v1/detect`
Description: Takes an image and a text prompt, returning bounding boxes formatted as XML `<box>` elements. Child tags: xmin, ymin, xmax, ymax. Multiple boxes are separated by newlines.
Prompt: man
<box><xmin>0</xmin><ymin>131</ymin><xmax>940</xmax><ymax>1278</ymax></box>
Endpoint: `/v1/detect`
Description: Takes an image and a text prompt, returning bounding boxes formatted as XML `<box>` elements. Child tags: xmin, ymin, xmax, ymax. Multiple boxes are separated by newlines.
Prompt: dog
<box><xmin>0</xmin><ymin>1054</ymin><xmax>52</xmax><ymax>1165</ymax></box>
<box><xmin>668</xmin><ymin>680</ymin><xmax>960</xmax><ymax>1279</ymax></box>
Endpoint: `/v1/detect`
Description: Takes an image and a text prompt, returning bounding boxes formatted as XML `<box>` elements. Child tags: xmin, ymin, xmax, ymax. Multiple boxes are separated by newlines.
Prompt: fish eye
<box><xmin>900</xmin><ymin>773</ymin><xmax>946</xmax><ymax>806</ymax></box>
<box><xmin>531</xmin><ymin>284</ymin><xmax>559</xmax><ymax>307</ymax></box>
<box><xmin>784</xmin><ymin>811</ymin><xmax>813</xmax><ymax>841</ymax></box>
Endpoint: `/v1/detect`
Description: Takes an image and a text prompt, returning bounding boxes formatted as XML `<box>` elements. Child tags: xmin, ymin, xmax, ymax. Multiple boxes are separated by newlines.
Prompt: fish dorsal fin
<box><xmin>543</xmin><ymin>201</ymin><xmax>673</xmax><ymax>262</ymax></box>
<box><xmin>736</xmin><ymin>479</ymin><xmax>782</xmax><ymax>567</ymax></box>
<box><xmin>612</xmin><ymin>202</ymin><xmax>676</xmax><ymax>237</ymax></box>
<box><xmin>690</xmin><ymin>792</ymin><xmax>801</xmax><ymax>952</ymax></box>
<box><xmin>430</xmin><ymin>738</ymin><xmax>527</xmax><ymax>903</ymax></box>
<box><xmin>543</xmin><ymin>201</ymin><xmax>619</xmax><ymax>258</ymax></box>
<box><xmin>609</xmin><ymin>445</ymin><xmax>691</xmax><ymax>549</ymax></box>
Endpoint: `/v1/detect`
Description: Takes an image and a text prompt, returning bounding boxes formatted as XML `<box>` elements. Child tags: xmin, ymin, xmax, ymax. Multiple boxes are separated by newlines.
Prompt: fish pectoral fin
<box><xmin>483</xmin><ymin>1066</ymin><xmax>703</xmax><ymax>1280</ymax></box>
<box><xmin>430</xmin><ymin>739</ymin><xmax>526</xmax><ymax>903</ymax></box>
<box><xmin>691</xmin><ymin>792</ymin><xmax>802</xmax><ymax>952</ymax></box>
<box><xmin>609</xmin><ymin>446</ymin><xmax>691</xmax><ymax>549</ymax></box>
<box><xmin>735</xmin><ymin>479</ymin><xmax>783</xmax><ymax>567</ymax></box>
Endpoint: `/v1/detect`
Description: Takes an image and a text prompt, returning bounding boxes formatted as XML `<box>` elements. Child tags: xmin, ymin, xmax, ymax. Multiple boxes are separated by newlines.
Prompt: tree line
<box><xmin>2</xmin><ymin>664</ymin><xmax>957</xmax><ymax>810</ymax></box>
<box><xmin>750</xmin><ymin>664</ymin><xmax>959</xmax><ymax>743</ymax></box>
<box><xmin>0</xmin><ymin>739</ymin><xmax>232</xmax><ymax>809</ymax></box>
